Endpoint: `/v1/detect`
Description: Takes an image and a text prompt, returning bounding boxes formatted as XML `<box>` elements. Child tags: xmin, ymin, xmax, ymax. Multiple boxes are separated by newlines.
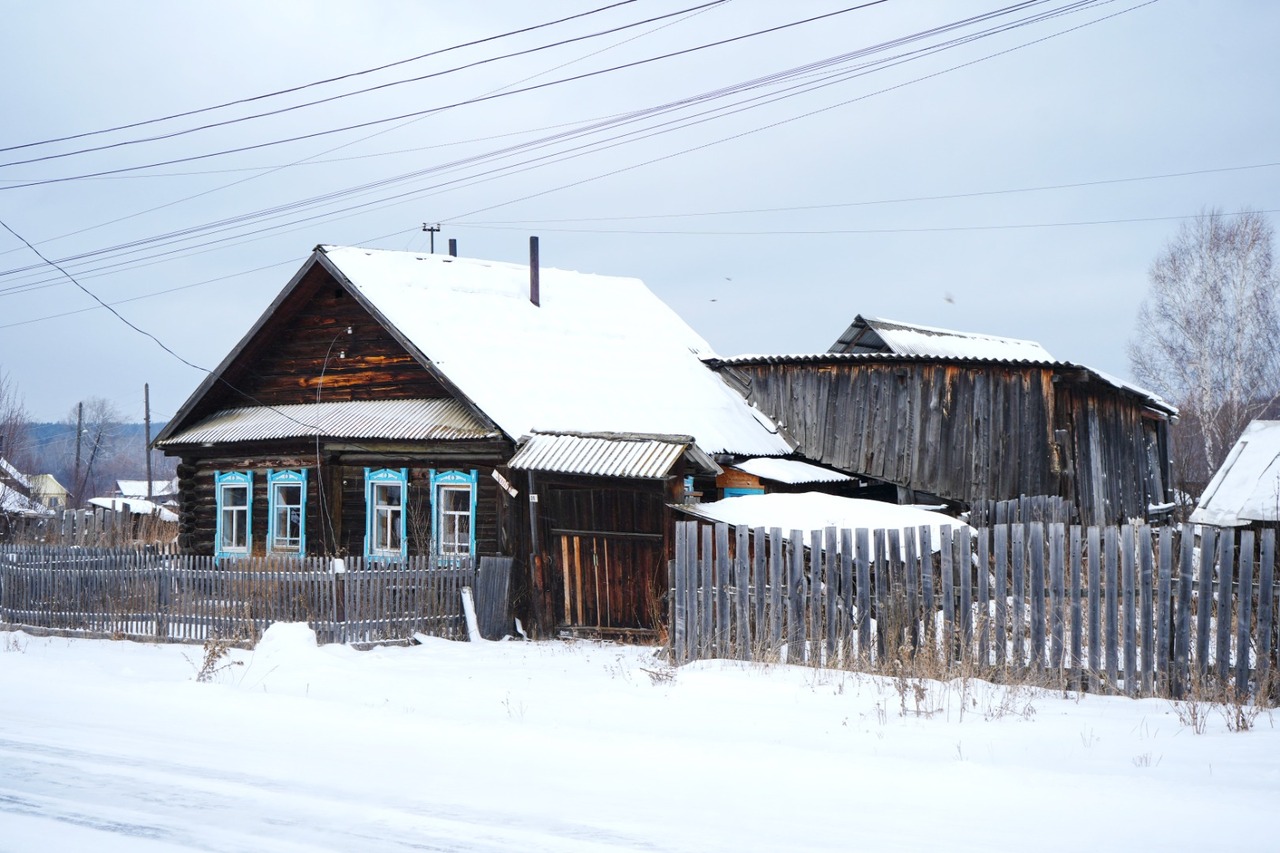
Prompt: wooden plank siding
<box><xmin>719</xmin><ymin>359</ymin><xmax>1172</xmax><ymax>526</ymax></box>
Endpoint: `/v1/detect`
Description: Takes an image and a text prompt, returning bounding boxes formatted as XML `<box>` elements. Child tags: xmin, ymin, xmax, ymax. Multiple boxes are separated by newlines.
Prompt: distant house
<box><xmin>115</xmin><ymin>479</ymin><xmax>178</xmax><ymax>501</ymax></box>
<box><xmin>711</xmin><ymin>315</ymin><xmax>1177</xmax><ymax>526</ymax></box>
<box><xmin>155</xmin><ymin>244</ymin><xmax>791</xmax><ymax>636</ymax></box>
<box><xmin>29</xmin><ymin>474</ymin><xmax>69</xmax><ymax>510</ymax></box>
<box><xmin>0</xmin><ymin>457</ymin><xmax>53</xmax><ymax>539</ymax></box>
<box><xmin>1189</xmin><ymin>420</ymin><xmax>1280</xmax><ymax>528</ymax></box>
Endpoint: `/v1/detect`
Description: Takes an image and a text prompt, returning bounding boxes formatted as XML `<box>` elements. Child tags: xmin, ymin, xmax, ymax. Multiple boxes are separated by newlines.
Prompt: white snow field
<box><xmin>1</xmin><ymin>625</ymin><xmax>1277</xmax><ymax>852</ymax></box>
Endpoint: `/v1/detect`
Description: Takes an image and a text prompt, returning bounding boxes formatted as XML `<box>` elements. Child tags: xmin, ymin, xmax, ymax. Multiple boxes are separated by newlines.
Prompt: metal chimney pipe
<box><xmin>529</xmin><ymin>236</ymin><xmax>540</xmax><ymax>307</ymax></box>
<box><xmin>448</xmin><ymin>238</ymin><xmax>457</xmax><ymax>257</ymax></box>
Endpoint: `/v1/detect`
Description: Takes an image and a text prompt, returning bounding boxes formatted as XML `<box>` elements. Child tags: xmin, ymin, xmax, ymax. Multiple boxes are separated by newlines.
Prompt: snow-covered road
<box><xmin>2</xmin><ymin>625</ymin><xmax>1277</xmax><ymax>851</ymax></box>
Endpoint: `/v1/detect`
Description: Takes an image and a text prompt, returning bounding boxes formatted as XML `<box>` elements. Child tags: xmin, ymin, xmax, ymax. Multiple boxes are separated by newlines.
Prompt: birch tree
<box><xmin>1129</xmin><ymin>209</ymin><xmax>1280</xmax><ymax>488</ymax></box>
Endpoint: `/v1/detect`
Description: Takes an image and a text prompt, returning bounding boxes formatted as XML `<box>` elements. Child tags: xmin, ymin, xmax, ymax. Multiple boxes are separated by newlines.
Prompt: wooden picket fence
<box><xmin>669</xmin><ymin>520</ymin><xmax>1278</xmax><ymax>701</ymax></box>
<box><xmin>0</xmin><ymin>546</ymin><xmax>494</xmax><ymax>645</ymax></box>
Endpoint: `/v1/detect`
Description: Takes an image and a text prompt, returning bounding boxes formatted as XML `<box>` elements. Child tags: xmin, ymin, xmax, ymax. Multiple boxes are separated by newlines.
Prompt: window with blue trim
<box><xmin>215</xmin><ymin>471</ymin><xmax>252</xmax><ymax>558</ymax></box>
<box><xmin>365</xmin><ymin>468</ymin><xmax>407</xmax><ymax>560</ymax></box>
<box><xmin>267</xmin><ymin>469</ymin><xmax>307</xmax><ymax>553</ymax></box>
<box><xmin>430</xmin><ymin>469</ymin><xmax>477</xmax><ymax>558</ymax></box>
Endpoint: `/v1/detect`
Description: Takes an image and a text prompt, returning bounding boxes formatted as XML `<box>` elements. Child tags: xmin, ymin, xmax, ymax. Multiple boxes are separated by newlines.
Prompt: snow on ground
<box><xmin>1</xmin><ymin>625</ymin><xmax>1277</xmax><ymax>852</ymax></box>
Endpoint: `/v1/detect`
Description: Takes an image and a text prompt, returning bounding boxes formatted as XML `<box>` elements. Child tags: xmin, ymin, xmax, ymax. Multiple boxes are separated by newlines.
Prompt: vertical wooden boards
<box><xmin>940</xmin><ymin>525</ymin><xmax>955</xmax><ymax>665</ymax></box>
<box><xmin>1195</xmin><ymin>526</ymin><xmax>1216</xmax><ymax>676</ymax></box>
<box><xmin>994</xmin><ymin>524</ymin><xmax>1008</xmax><ymax>668</ymax></box>
<box><xmin>1070</xmin><ymin>526</ymin><xmax>1083</xmax><ymax>677</ymax></box>
<box><xmin>1175</xmin><ymin>524</ymin><xmax>1194</xmax><ymax>696</ymax></box>
<box><xmin>1259</xmin><ymin>528</ymin><xmax>1276</xmax><ymax>687</ymax></box>
<box><xmin>1121</xmin><ymin>525</ymin><xmax>1137</xmax><ymax>696</ymax></box>
<box><xmin>976</xmin><ymin>527</ymin><xmax>990</xmax><ymax>666</ymax></box>
<box><xmin>1236</xmin><ymin>530</ymin><xmax>1255</xmax><ymax>694</ymax></box>
<box><xmin>1156</xmin><ymin>526</ymin><xmax>1173</xmax><ymax>694</ymax></box>
<box><xmin>1104</xmin><ymin>525</ymin><xmax>1119</xmax><ymax>687</ymax></box>
<box><xmin>1011</xmin><ymin>524</ymin><xmax>1026</xmax><ymax>671</ymax></box>
<box><xmin>753</xmin><ymin>527</ymin><xmax>767</xmax><ymax>648</ymax></box>
<box><xmin>919</xmin><ymin>525</ymin><xmax>935</xmax><ymax>661</ymax></box>
<box><xmin>735</xmin><ymin>525</ymin><xmax>751</xmax><ymax>660</ymax></box>
<box><xmin>825</xmin><ymin>527</ymin><xmax>839</xmax><ymax>660</ymax></box>
<box><xmin>769</xmin><ymin>528</ymin><xmax>783</xmax><ymax>652</ymax></box>
<box><xmin>1029</xmin><ymin>523</ymin><xmax>1046</xmax><ymax>671</ymax></box>
<box><xmin>787</xmin><ymin>530</ymin><xmax>806</xmax><ymax>664</ymax></box>
<box><xmin>841</xmin><ymin>527</ymin><xmax>854</xmax><ymax>662</ymax></box>
<box><xmin>1138</xmin><ymin>525</ymin><xmax>1155</xmax><ymax>695</ymax></box>
<box><xmin>715</xmin><ymin>523</ymin><xmax>731</xmax><ymax>656</ymax></box>
<box><xmin>1215</xmin><ymin>529</ymin><xmax>1234</xmax><ymax>682</ymax></box>
<box><xmin>957</xmin><ymin>528</ymin><xmax>972</xmax><ymax>664</ymax></box>
<box><xmin>1049</xmin><ymin>523</ymin><xmax>1065</xmax><ymax>672</ymax></box>
<box><xmin>856</xmin><ymin>527</ymin><xmax>871</xmax><ymax>661</ymax></box>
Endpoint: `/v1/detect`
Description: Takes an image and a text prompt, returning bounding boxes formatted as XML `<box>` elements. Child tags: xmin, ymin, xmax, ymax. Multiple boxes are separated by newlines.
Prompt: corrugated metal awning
<box><xmin>157</xmin><ymin>398</ymin><xmax>500</xmax><ymax>446</ymax></box>
<box><xmin>508</xmin><ymin>432</ymin><xmax>721</xmax><ymax>479</ymax></box>
<box><xmin>730</xmin><ymin>457</ymin><xmax>854</xmax><ymax>485</ymax></box>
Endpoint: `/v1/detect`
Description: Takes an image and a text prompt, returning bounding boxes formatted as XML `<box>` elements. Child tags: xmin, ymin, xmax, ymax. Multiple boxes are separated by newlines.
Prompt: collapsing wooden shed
<box><xmin>710</xmin><ymin>316</ymin><xmax>1177</xmax><ymax>526</ymax></box>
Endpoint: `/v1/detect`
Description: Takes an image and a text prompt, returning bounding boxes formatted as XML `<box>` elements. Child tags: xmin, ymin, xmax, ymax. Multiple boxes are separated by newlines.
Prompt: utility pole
<box><xmin>422</xmin><ymin>223</ymin><xmax>440</xmax><ymax>253</ymax></box>
<box><xmin>144</xmin><ymin>383</ymin><xmax>153</xmax><ymax>501</ymax></box>
<box><xmin>73</xmin><ymin>401</ymin><xmax>83</xmax><ymax>508</ymax></box>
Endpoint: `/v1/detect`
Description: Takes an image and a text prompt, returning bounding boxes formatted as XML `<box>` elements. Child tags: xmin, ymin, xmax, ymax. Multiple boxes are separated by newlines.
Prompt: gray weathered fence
<box><xmin>0</xmin><ymin>547</ymin><xmax>483</xmax><ymax>645</ymax></box>
<box><xmin>670</xmin><ymin>520</ymin><xmax>1278</xmax><ymax>700</ymax></box>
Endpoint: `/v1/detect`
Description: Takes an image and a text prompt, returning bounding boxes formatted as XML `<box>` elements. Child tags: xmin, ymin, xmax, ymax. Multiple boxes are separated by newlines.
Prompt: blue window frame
<box><xmin>267</xmin><ymin>469</ymin><xmax>307</xmax><ymax>554</ymax></box>
<box><xmin>365</xmin><ymin>468</ymin><xmax>407</xmax><ymax>561</ymax></box>
<box><xmin>215</xmin><ymin>470</ymin><xmax>252</xmax><ymax>558</ymax></box>
<box><xmin>430</xmin><ymin>469</ymin><xmax>477</xmax><ymax>559</ymax></box>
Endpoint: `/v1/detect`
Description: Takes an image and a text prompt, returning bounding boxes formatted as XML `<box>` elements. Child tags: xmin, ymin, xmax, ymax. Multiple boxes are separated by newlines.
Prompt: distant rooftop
<box><xmin>829</xmin><ymin>315</ymin><xmax>1055</xmax><ymax>362</ymax></box>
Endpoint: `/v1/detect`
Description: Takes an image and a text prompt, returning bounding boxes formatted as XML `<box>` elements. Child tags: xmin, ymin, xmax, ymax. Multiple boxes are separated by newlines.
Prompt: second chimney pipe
<box><xmin>529</xmin><ymin>235</ymin><xmax>540</xmax><ymax>307</ymax></box>
<box><xmin>448</xmin><ymin>238</ymin><xmax>457</xmax><ymax>257</ymax></box>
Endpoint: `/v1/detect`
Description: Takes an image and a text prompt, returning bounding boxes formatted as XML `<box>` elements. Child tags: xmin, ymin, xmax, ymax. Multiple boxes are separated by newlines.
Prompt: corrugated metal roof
<box><xmin>508</xmin><ymin>432</ymin><xmax>719</xmax><ymax>479</ymax></box>
<box><xmin>157</xmin><ymin>398</ymin><xmax>499</xmax><ymax>446</ymax></box>
<box><xmin>731</xmin><ymin>457</ymin><xmax>854</xmax><ymax>485</ymax></box>
<box><xmin>712</xmin><ymin>352</ymin><xmax>1177</xmax><ymax>416</ymax></box>
<box><xmin>830</xmin><ymin>315</ymin><xmax>1055</xmax><ymax>361</ymax></box>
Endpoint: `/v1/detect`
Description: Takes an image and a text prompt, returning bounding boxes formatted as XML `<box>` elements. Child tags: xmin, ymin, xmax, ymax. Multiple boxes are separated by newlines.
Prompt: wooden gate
<box><xmin>553</xmin><ymin>530</ymin><xmax>663</xmax><ymax>630</ymax></box>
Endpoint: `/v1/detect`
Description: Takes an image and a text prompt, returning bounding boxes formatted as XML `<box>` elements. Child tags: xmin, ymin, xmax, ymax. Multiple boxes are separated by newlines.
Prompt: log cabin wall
<box><xmin>173</xmin><ymin>438</ymin><xmax>514</xmax><ymax>557</ymax></box>
<box><xmin>723</xmin><ymin>358</ymin><xmax>1170</xmax><ymax>525</ymax></box>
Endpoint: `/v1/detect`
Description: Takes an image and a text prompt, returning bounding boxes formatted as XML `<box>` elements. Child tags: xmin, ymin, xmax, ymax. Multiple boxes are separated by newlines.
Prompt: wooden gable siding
<box><xmin>194</xmin><ymin>263</ymin><xmax>452</xmax><ymax>418</ymax></box>
<box><xmin>729</xmin><ymin>360</ymin><xmax>1170</xmax><ymax>525</ymax></box>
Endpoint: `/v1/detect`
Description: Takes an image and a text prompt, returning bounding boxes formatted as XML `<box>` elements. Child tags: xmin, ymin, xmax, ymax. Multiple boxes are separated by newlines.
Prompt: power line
<box><xmin>0</xmin><ymin>0</ymin><xmax>642</xmax><ymax>154</ymax></box>
<box><xmin>0</xmin><ymin>1</ymin><xmax>728</xmax><ymax>170</ymax></box>
<box><xmin>0</xmin><ymin>1</ymin><xmax>1081</xmax><ymax>288</ymax></box>
<box><xmin>0</xmin><ymin>2</ymin><xmax>887</xmax><ymax>189</ymax></box>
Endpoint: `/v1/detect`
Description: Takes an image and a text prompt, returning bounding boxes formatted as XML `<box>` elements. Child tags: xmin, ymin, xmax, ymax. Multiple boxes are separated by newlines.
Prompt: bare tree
<box><xmin>1129</xmin><ymin>209</ymin><xmax>1280</xmax><ymax>491</ymax></box>
<box><xmin>0</xmin><ymin>368</ymin><xmax>31</xmax><ymax>468</ymax></box>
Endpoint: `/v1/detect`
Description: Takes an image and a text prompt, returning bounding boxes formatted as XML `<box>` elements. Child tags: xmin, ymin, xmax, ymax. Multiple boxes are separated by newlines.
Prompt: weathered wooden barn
<box><xmin>711</xmin><ymin>315</ymin><xmax>1177</xmax><ymax>526</ymax></box>
<box><xmin>154</xmin><ymin>244</ymin><xmax>791</xmax><ymax>636</ymax></box>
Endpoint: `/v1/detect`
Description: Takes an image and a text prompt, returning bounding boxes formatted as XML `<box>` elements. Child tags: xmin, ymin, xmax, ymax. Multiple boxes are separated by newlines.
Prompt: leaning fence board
<box><xmin>735</xmin><ymin>525</ymin><xmax>751</xmax><ymax>661</ymax></box>
<box><xmin>1121</xmin><ymin>525</ymin><xmax>1137</xmax><ymax>696</ymax></box>
<box><xmin>956</xmin><ymin>528</ymin><xmax>972</xmax><ymax>664</ymax></box>
<box><xmin>1104</xmin><ymin>526</ymin><xmax>1119</xmax><ymax>687</ymax></box>
<box><xmin>1029</xmin><ymin>523</ymin><xmax>1046</xmax><ymax>671</ymax></box>
<box><xmin>994</xmin><ymin>525</ymin><xmax>1008</xmax><ymax>667</ymax></box>
<box><xmin>1011</xmin><ymin>524</ymin><xmax>1026</xmax><ymax>670</ymax></box>
<box><xmin>1139</xmin><ymin>525</ymin><xmax>1155</xmax><ymax>695</ymax></box>
<box><xmin>1260</xmin><ymin>529</ymin><xmax>1276</xmax><ymax>686</ymax></box>
<box><xmin>1049</xmin><ymin>523</ymin><xmax>1065</xmax><ymax>671</ymax></box>
<box><xmin>1215</xmin><ymin>529</ymin><xmax>1234</xmax><ymax>682</ymax></box>
<box><xmin>1195</xmin><ymin>527</ymin><xmax>1216</xmax><ymax>675</ymax></box>
<box><xmin>787</xmin><ymin>531</ymin><xmax>805</xmax><ymax>664</ymax></box>
<box><xmin>1070</xmin><ymin>526</ymin><xmax>1083</xmax><ymax>675</ymax></box>
<box><xmin>940</xmin><ymin>526</ymin><xmax>955</xmax><ymax>664</ymax></box>
<box><xmin>976</xmin><ymin>528</ymin><xmax>990</xmax><ymax>668</ymax></box>
<box><xmin>1236</xmin><ymin>530</ymin><xmax>1255</xmax><ymax>694</ymax></box>
<box><xmin>856</xmin><ymin>527</ymin><xmax>871</xmax><ymax>660</ymax></box>
<box><xmin>1156</xmin><ymin>526</ymin><xmax>1173</xmax><ymax>694</ymax></box>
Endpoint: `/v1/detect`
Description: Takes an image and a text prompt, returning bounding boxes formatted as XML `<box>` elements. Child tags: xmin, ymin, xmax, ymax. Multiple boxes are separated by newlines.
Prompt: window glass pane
<box><xmin>272</xmin><ymin>482</ymin><xmax>303</xmax><ymax>550</ymax></box>
<box><xmin>219</xmin><ymin>484</ymin><xmax>248</xmax><ymax>550</ymax></box>
<box><xmin>371</xmin><ymin>480</ymin><xmax>404</xmax><ymax>555</ymax></box>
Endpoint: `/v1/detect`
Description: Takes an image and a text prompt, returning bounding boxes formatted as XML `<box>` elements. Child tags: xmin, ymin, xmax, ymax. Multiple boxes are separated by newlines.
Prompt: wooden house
<box><xmin>155</xmin><ymin>244</ymin><xmax>791</xmax><ymax>636</ymax></box>
<box><xmin>710</xmin><ymin>315</ymin><xmax>1177</xmax><ymax>526</ymax></box>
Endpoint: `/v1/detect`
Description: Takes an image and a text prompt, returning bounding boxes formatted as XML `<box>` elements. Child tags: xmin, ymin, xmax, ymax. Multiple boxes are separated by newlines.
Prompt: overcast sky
<box><xmin>1</xmin><ymin>0</ymin><xmax>1277</xmax><ymax>423</ymax></box>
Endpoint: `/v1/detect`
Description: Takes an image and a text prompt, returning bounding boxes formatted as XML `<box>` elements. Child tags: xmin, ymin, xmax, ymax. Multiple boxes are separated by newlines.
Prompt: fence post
<box><xmin>1236</xmin><ymin>530</ymin><xmax>1256</xmax><ymax>695</ymax></box>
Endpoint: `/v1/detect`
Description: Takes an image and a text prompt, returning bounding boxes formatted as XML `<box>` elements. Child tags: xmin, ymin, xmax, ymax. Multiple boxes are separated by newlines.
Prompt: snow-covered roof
<box><xmin>159</xmin><ymin>399</ymin><xmax>499</xmax><ymax>446</ymax></box>
<box><xmin>509</xmin><ymin>432</ymin><xmax>720</xmax><ymax>479</ymax></box>
<box><xmin>1190</xmin><ymin>421</ymin><xmax>1280</xmax><ymax>527</ymax></box>
<box><xmin>730</xmin><ymin>457</ymin><xmax>853</xmax><ymax>485</ymax></box>
<box><xmin>0</xmin><ymin>457</ymin><xmax>31</xmax><ymax>490</ymax></box>
<box><xmin>320</xmin><ymin>246</ymin><xmax>792</xmax><ymax>458</ymax></box>
<box><xmin>87</xmin><ymin>497</ymin><xmax>179</xmax><ymax>523</ymax></box>
<box><xmin>116</xmin><ymin>479</ymin><xmax>177</xmax><ymax>498</ymax></box>
<box><xmin>674</xmin><ymin>492</ymin><xmax>964</xmax><ymax>555</ymax></box>
<box><xmin>830</xmin><ymin>315</ymin><xmax>1055</xmax><ymax>361</ymax></box>
<box><xmin>0</xmin><ymin>482</ymin><xmax>53</xmax><ymax>517</ymax></box>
